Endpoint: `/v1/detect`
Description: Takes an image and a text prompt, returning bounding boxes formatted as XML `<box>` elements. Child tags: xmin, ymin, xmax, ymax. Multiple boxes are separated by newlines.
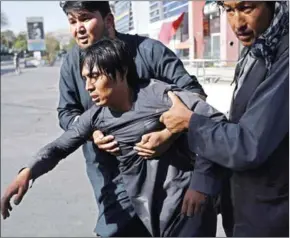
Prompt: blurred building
<box><xmin>111</xmin><ymin>1</ymin><xmax>240</xmax><ymax>62</ymax></box>
<box><xmin>112</xmin><ymin>1</ymin><xmax>149</xmax><ymax>36</ymax></box>
<box><xmin>149</xmin><ymin>0</ymin><xmax>189</xmax><ymax>58</ymax></box>
<box><xmin>113</xmin><ymin>1</ymin><xmax>133</xmax><ymax>33</ymax></box>
<box><xmin>191</xmin><ymin>0</ymin><xmax>241</xmax><ymax>61</ymax></box>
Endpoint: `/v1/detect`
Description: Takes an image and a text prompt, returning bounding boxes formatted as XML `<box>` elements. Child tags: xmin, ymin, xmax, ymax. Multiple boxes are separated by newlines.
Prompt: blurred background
<box><xmin>1</xmin><ymin>0</ymin><xmax>241</xmax><ymax>81</ymax></box>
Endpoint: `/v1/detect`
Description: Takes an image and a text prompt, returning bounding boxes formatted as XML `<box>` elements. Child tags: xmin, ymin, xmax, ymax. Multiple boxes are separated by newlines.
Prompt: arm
<box><xmin>57</xmin><ymin>51</ymin><xmax>85</xmax><ymax>131</ymax></box>
<box><xmin>0</xmin><ymin>108</ymin><xmax>94</xmax><ymax>219</ymax></box>
<box><xmin>172</xmin><ymin>90</ymin><xmax>226</xmax><ymax>195</ymax></box>
<box><xmin>189</xmin><ymin>155</ymin><xmax>224</xmax><ymax>195</ymax></box>
<box><xmin>142</xmin><ymin>39</ymin><xmax>206</xmax><ymax>97</ymax></box>
<box><xmin>188</xmin><ymin>55</ymin><xmax>289</xmax><ymax>170</ymax></box>
<box><xmin>95</xmin><ymin>39</ymin><xmax>207</xmax><ymax>154</ymax></box>
<box><xmin>28</xmin><ymin>107</ymin><xmax>95</xmax><ymax>180</ymax></box>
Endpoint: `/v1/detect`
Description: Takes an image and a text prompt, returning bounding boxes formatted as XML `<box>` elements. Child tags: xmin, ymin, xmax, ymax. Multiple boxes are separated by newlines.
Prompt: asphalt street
<box><xmin>1</xmin><ymin>62</ymin><xmax>232</xmax><ymax>237</ymax></box>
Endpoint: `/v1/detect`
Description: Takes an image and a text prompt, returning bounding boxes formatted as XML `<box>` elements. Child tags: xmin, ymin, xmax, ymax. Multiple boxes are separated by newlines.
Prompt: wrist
<box><xmin>185</xmin><ymin>111</ymin><xmax>194</xmax><ymax>130</ymax></box>
<box><xmin>162</xmin><ymin>128</ymin><xmax>173</xmax><ymax>138</ymax></box>
<box><xmin>19</xmin><ymin>167</ymin><xmax>32</xmax><ymax>180</ymax></box>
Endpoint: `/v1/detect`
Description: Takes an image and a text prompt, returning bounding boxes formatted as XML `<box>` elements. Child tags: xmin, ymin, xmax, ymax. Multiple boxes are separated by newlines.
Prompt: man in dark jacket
<box><xmin>0</xmin><ymin>1</ymin><xmax>220</xmax><ymax>237</ymax></box>
<box><xmin>160</xmin><ymin>1</ymin><xmax>289</xmax><ymax>236</ymax></box>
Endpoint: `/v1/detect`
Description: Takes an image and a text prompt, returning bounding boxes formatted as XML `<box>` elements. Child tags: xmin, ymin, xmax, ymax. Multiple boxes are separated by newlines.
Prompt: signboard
<box><xmin>26</xmin><ymin>17</ymin><xmax>46</xmax><ymax>51</ymax></box>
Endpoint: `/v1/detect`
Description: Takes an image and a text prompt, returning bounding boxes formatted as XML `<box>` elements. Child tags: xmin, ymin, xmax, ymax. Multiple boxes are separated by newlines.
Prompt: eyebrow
<box><xmin>68</xmin><ymin>12</ymin><xmax>91</xmax><ymax>19</ymax></box>
<box><xmin>224</xmin><ymin>1</ymin><xmax>245</xmax><ymax>9</ymax></box>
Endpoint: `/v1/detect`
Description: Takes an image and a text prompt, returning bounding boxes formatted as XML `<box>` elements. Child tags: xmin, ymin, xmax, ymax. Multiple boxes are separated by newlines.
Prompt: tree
<box><xmin>1</xmin><ymin>11</ymin><xmax>8</xmax><ymax>27</ymax></box>
<box><xmin>1</xmin><ymin>30</ymin><xmax>16</xmax><ymax>48</ymax></box>
<box><xmin>13</xmin><ymin>33</ymin><xmax>27</xmax><ymax>51</ymax></box>
<box><xmin>45</xmin><ymin>35</ymin><xmax>60</xmax><ymax>64</ymax></box>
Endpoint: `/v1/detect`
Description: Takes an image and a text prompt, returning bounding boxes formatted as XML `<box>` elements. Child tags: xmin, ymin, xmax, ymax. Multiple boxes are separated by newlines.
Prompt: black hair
<box><xmin>80</xmin><ymin>38</ymin><xmax>138</xmax><ymax>88</ymax></box>
<box><xmin>216</xmin><ymin>1</ymin><xmax>276</xmax><ymax>12</ymax></box>
<box><xmin>59</xmin><ymin>1</ymin><xmax>111</xmax><ymax>18</ymax></box>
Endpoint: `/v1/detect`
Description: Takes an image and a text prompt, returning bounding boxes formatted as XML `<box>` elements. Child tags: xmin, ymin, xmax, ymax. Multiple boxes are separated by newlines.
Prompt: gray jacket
<box><xmin>56</xmin><ymin>32</ymin><xmax>216</xmax><ymax>236</ymax></box>
<box><xmin>28</xmin><ymin>80</ymin><xmax>226</xmax><ymax>236</ymax></box>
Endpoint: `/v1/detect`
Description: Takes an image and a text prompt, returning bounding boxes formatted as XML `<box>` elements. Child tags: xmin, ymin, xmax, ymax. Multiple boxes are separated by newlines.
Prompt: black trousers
<box><xmin>111</xmin><ymin>215</ymin><xmax>151</xmax><ymax>237</ymax></box>
<box><xmin>168</xmin><ymin>197</ymin><xmax>217</xmax><ymax>237</ymax></box>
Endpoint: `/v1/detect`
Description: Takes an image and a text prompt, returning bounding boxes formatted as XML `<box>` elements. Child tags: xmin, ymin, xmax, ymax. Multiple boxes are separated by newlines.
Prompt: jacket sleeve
<box><xmin>57</xmin><ymin>51</ymin><xmax>85</xmax><ymax>131</ymax></box>
<box><xmin>189</xmin><ymin>155</ymin><xmax>225</xmax><ymax>195</ymax></box>
<box><xmin>166</xmin><ymin>90</ymin><xmax>227</xmax><ymax>195</ymax></box>
<box><xmin>187</xmin><ymin>52</ymin><xmax>289</xmax><ymax>171</ymax></box>
<box><xmin>141</xmin><ymin>39</ymin><xmax>206</xmax><ymax>97</ymax></box>
<box><xmin>27</xmin><ymin>108</ymin><xmax>94</xmax><ymax>181</ymax></box>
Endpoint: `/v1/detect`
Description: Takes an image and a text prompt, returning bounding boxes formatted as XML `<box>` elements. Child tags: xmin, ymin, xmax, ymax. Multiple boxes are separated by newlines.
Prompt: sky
<box><xmin>1</xmin><ymin>1</ymin><xmax>69</xmax><ymax>34</ymax></box>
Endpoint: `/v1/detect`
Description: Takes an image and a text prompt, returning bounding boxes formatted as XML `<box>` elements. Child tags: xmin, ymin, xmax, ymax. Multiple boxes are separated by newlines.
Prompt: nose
<box><xmin>233</xmin><ymin>11</ymin><xmax>247</xmax><ymax>33</ymax></box>
<box><xmin>76</xmin><ymin>21</ymin><xmax>86</xmax><ymax>34</ymax></box>
<box><xmin>85</xmin><ymin>78</ymin><xmax>94</xmax><ymax>92</ymax></box>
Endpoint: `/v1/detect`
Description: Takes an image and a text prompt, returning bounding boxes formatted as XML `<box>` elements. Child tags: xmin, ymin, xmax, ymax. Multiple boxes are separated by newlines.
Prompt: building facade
<box><xmin>113</xmin><ymin>1</ymin><xmax>134</xmax><ymax>33</ymax></box>
<box><xmin>112</xmin><ymin>1</ymin><xmax>149</xmax><ymax>36</ymax></box>
<box><xmin>148</xmin><ymin>0</ymin><xmax>190</xmax><ymax>58</ymax></box>
<box><xmin>190</xmin><ymin>1</ymin><xmax>240</xmax><ymax>61</ymax></box>
<box><xmin>111</xmin><ymin>1</ymin><xmax>240</xmax><ymax>62</ymax></box>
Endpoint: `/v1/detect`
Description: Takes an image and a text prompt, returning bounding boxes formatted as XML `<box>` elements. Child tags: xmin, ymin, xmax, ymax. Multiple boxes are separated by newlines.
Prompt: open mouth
<box><xmin>91</xmin><ymin>95</ymin><xmax>99</xmax><ymax>102</ymax></box>
<box><xmin>78</xmin><ymin>36</ymin><xmax>88</xmax><ymax>43</ymax></box>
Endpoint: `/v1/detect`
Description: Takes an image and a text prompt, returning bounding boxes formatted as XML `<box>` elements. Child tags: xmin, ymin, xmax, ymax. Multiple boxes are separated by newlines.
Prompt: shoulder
<box><xmin>117</xmin><ymin>32</ymin><xmax>167</xmax><ymax>53</ymax></box>
<box><xmin>139</xmin><ymin>79</ymin><xmax>179</xmax><ymax>104</ymax></box>
<box><xmin>60</xmin><ymin>45</ymin><xmax>80</xmax><ymax>74</ymax></box>
<box><xmin>142</xmin><ymin>79</ymin><xmax>174</xmax><ymax>94</ymax></box>
<box><xmin>63</xmin><ymin>45</ymin><xmax>80</xmax><ymax>67</ymax></box>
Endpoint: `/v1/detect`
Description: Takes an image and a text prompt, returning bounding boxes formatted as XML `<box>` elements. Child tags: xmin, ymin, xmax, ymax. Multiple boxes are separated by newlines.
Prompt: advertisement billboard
<box><xmin>26</xmin><ymin>17</ymin><xmax>46</xmax><ymax>51</ymax></box>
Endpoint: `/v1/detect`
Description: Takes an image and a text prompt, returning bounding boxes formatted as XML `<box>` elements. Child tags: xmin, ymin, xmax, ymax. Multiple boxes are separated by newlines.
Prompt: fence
<box><xmin>182</xmin><ymin>59</ymin><xmax>238</xmax><ymax>83</ymax></box>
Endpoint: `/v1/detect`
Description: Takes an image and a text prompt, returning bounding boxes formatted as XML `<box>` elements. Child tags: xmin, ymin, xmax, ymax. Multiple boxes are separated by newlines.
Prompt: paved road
<box><xmin>1</xmin><ymin>64</ymin><xmax>232</xmax><ymax>237</ymax></box>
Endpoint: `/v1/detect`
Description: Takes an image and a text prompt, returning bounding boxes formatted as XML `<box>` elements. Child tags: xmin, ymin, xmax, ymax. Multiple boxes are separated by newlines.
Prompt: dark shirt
<box><xmin>29</xmin><ymin>80</ymin><xmax>226</xmax><ymax>236</ymax></box>
<box><xmin>56</xmin><ymin>32</ymin><xmax>213</xmax><ymax>236</ymax></box>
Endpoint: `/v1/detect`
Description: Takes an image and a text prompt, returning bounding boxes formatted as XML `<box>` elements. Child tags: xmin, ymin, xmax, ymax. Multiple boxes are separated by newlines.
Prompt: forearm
<box><xmin>18</xmin><ymin>150</ymin><xmax>62</xmax><ymax>182</ymax></box>
<box><xmin>190</xmin><ymin>156</ymin><xmax>224</xmax><ymax>195</ymax></box>
<box><xmin>24</xmin><ymin>119</ymin><xmax>92</xmax><ymax>180</ymax></box>
<box><xmin>188</xmin><ymin>112</ymin><xmax>288</xmax><ymax>170</ymax></box>
<box><xmin>26</xmin><ymin>142</ymin><xmax>72</xmax><ymax>180</ymax></box>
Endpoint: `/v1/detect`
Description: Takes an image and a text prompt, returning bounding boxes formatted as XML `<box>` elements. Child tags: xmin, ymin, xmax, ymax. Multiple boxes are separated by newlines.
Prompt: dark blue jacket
<box><xmin>188</xmin><ymin>34</ymin><xmax>289</xmax><ymax>236</ymax></box>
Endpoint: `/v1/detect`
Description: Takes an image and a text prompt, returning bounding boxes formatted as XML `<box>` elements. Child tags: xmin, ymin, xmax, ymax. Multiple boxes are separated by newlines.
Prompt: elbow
<box><xmin>57</xmin><ymin>109</ymin><xmax>70</xmax><ymax>131</ymax></box>
<box><xmin>229</xmin><ymin>144</ymin><xmax>263</xmax><ymax>171</ymax></box>
<box><xmin>225</xmin><ymin>126</ymin><xmax>265</xmax><ymax>171</ymax></box>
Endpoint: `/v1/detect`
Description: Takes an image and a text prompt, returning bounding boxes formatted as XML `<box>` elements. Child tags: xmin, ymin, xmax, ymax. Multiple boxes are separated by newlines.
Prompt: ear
<box><xmin>104</xmin><ymin>13</ymin><xmax>116</xmax><ymax>38</ymax></box>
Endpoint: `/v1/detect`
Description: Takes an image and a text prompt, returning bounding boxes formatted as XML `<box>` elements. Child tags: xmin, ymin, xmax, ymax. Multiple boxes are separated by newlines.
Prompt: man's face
<box><xmin>224</xmin><ymin>1</ymin><xmax>273</xmax><ymax>47</ymax></box>
<box><xmin>81</xmin><ymin>64</ymin><xmax>123</xmax><ymax>107</ymax></box>
<box><xmin>67</xmin><ymin>10</ymin><xmax>113</xmax><ymax>49</ymax></box>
